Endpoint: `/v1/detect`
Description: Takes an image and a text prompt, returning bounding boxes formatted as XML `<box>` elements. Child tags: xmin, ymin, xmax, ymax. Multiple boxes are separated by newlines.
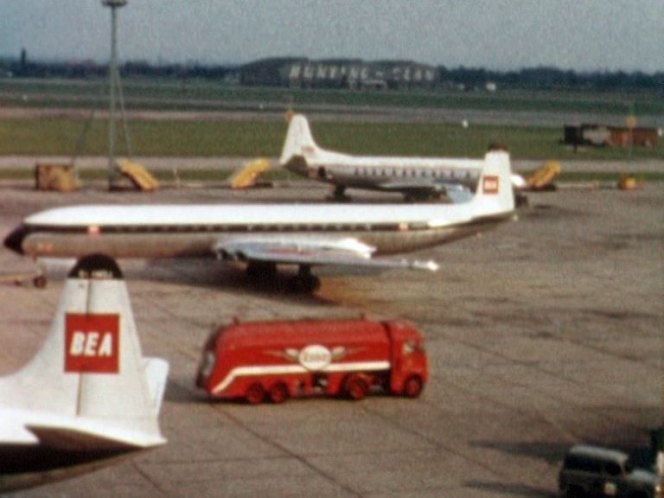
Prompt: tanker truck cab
<box><xmin>195</xmin><ymin>318</ymin><xmax>428</xmax><ymax>404</ymax></box>
<box><xmin>386</xmin><ymin>321</ymin><xmax>428</xmax><ymax>398</ymax></box>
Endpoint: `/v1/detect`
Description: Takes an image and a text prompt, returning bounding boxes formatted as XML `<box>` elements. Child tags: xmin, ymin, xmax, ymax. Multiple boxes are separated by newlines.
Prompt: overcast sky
<box><xmin>1</xmin><ymin>0</ymin><xmax>662</xmax><ymax>72</ymax></box>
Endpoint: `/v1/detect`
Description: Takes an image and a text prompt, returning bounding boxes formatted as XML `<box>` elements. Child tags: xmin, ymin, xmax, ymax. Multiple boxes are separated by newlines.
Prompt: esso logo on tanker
<box><xmin>65</xmin><ymin>313</ymin><xmax>120</xmax><ymax>373</ymax></box>
<box><xmin>298</xmin><ymin>344</ymin><xmax>332</xmax><ymax>371</ymax></box>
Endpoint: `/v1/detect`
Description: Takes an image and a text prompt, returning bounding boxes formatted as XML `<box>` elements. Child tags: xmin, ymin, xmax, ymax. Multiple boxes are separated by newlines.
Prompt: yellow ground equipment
<box><xmin>117</xmin><ymin>160</ymin><xmax>159</xmax><ymax>191</ymax></box>
<box><xmin>35</xmin><ymin>163</ymin><xmax>80</xmax><ymax>192</ymax></box>
<box><xmin>525</xmin><ymin>160</ymin><xmax>562</xmax><ymax>191</ymax></box>
<box><xmin>227</xmin><ymin>159</ymin><xmax>271</xmax><ymax>189</ymax></box>
<box><xmin>617</xmin><ymin>174</ymin><xmax>640</xmax><ymax>191</ymax></box>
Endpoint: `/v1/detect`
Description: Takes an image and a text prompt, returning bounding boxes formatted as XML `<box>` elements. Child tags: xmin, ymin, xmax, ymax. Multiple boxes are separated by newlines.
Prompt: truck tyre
<box><xmin>269</xmin><ymin>382</ymin><xmax>289</xmax><ymax>404</ymax></box>
<box><xmin>245</xmin><ymin>383</ymin><xmax>265</xmax><ymax>405</ymax></box>
<box><xmin>403</xmin><ymin>375</ymin><xmax>423</xmax><ymax>398</ymax></box>
<box><xmin>345</xmin><ymin>375</ymin><xmax>369</xmax><ymax>401</ymax></box>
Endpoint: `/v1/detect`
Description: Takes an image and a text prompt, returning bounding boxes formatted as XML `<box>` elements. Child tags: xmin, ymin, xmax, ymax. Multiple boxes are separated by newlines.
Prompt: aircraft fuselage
<box><xmin>5</xmin><ymin>203</ymin><xmax>511</xmax><ymax>260</ymax></box>
<box><xmin>284</xmin><ymin>154</ymin><xmax>483</xmax><ymax>192</ymax></box>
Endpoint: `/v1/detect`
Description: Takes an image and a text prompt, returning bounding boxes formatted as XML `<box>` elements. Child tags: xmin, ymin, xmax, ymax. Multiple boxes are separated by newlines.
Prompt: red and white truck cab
<box><xmin>196</xmin><ymin>317</ymin><xmax>428</xmax><ymax>404</ymax></box>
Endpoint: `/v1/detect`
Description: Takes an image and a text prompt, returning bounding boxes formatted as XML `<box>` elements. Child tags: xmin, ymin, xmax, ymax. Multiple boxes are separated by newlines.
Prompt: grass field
<box><xmin>1</xmin><ymin>117</ymin><xmax>662</xmax><ymax>161</ymax></box>
<box><xmin>1</xmin><ymin>78</ymin><xmax>663</xmax><ymax>116</ymax></box>
<box><xmin>0</xmin><ymin>78</ymin><xmax>662</xmax><ymax>161</ymax></box>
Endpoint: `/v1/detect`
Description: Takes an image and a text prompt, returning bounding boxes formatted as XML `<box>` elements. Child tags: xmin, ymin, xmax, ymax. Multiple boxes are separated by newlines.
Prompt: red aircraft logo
<box><xmin>483</xmin><ymin>175</ymin><xmax>500</xmax><ymax>194</ymax></box>
<box><xmin>65</xmin><ymin>313</ymin><xmax>120</xmax><ymax>373</ymax></box>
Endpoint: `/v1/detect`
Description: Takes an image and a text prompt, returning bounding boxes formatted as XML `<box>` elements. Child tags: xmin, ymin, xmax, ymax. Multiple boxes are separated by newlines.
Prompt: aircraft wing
<box><xmin>378</xmin><ymin>181</ymin><xmax>473</xmax><ymax>202</ymax></box>
<box><xmin>214</xmin><ymin>237</ymin><xmax>439</xmax><ymax>271</ymax></box>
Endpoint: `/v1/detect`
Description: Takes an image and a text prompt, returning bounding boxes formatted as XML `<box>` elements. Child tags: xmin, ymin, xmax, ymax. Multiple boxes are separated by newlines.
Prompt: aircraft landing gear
<box><xmin>245</xmin><ymin>262</ymin><xmax>320</xmax><ymax>293</ymax></box>
<box><xmin>246</xmin><ymin>261</ymin><xmax>277</xmax><ymax>282</ymax></box>
<box><xmin>0</xmin><ymin>271</ymin><xmax>47</xmax><ymax>288</ymax></box>
<box><xmin>288</xmin><ymin>265</ymin><xmax>321</xmax><ymax>293</ymax></box>
<box><xmin>329</xmin><ymin>185</ymin><xmax>350</xmax><ymax>202</ymax></box>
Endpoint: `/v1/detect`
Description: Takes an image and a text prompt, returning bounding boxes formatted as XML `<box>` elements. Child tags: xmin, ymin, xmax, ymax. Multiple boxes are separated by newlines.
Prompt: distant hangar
<box><xmin>240</xmin><ymin>57</ymin><xmax>438</xmax><ymax>89</ymax></box>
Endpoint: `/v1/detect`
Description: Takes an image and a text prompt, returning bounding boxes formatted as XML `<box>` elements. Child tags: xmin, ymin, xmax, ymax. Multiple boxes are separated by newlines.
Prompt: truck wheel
<box><xmin>269</xmin><ymin>382</ymin><xmax>289</xmax><ymax>404</ymax></box>
<box><xmin>245</xmin><ymin>383</ymin><xmax>265</xmax><ymax>405</ymax></box>
<box><xmin>403</xmin><ymin>376</ymin><xmax>423</xmax><ymax>398</ymax></box>
<box><xmin>345</xmin><ymin>376</ymin><xmax>369</xmax><ymax>401</ymax></box>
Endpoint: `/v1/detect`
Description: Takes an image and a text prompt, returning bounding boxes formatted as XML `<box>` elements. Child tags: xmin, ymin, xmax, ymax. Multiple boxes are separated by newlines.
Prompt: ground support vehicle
<box><xmin>559</xmin><ymin>445</ymin><xmax>663</xmax><ymax>497</ymax></box>
<box><xmin>196</xmin><ymin>317</ymin><xmax>428</xmax><ymax>404</ymax></box>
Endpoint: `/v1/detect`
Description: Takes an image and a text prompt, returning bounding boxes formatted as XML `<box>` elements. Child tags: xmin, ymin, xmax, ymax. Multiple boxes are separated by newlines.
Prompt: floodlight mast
<box><xmin>102</xmin><ymin>0</ymin><xmax>127</xmax><ymax>189</ymax></box>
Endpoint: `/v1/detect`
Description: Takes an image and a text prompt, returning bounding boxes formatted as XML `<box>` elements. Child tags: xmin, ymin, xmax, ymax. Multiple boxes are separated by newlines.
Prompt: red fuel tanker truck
<box><xmin>196</xmin><ymin>317</ymin><xmax>428</xmax><ymax>404</ymax></box>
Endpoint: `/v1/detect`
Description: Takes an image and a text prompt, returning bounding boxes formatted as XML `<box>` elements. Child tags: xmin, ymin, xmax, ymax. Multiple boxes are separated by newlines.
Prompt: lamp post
<box><xmin>102</xmin><ymin>0</ymin><xmax>127</xmax><ymax>189</ymax></box>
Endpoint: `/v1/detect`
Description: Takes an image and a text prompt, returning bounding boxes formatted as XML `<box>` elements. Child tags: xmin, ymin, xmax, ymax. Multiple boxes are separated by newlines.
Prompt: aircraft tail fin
<box><xmin>279</xmin><ymin>113</ymin><xmax>320</xmax><ymax>165</ymax></box>
<box><xmin>471</xmin><ymin>149</ymin><xmax>516</xmax><ymax>216</ymax></box>
<box><xmin>0</xmin><ymin>254</ymin><xmax>168</xmax><ymax>448</ymax></box>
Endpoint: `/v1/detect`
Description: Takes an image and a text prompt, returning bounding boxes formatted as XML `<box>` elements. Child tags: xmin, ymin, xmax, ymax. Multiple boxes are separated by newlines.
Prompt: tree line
<box><xmin>1</xmin><ymin>56</ymin><xmax>661</xmax><ymax>92</ymax></box>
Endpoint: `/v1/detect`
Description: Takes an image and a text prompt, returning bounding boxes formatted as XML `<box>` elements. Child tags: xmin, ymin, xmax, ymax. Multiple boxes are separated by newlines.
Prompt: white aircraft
<box><xmin>280</xmin><ymin>113</ymin><xmax>492</xmax><ymax>201</ymax></box>
<box><xmin>0</xmin><ymin>254</ymin><xmax>168</xmax><ymax>492</ymax></box>
<box><xmin>4</xmin><ymin>150</ymin><xmax>515</xmax><ymax>292</ymax></box>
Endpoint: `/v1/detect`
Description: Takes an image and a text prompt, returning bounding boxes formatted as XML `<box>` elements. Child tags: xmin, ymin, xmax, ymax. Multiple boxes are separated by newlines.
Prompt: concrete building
<box><xmin>240</xmin><ymin>58</ymin><xmax>438</xmax><ymax>90</ymax></box>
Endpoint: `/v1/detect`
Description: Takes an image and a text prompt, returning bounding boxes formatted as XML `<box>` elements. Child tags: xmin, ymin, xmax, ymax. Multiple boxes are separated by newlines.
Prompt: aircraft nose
<box><xmin>4</xmin><ymin>225</ymin><xmax>27</xmax><ymax>255</ymax></box>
